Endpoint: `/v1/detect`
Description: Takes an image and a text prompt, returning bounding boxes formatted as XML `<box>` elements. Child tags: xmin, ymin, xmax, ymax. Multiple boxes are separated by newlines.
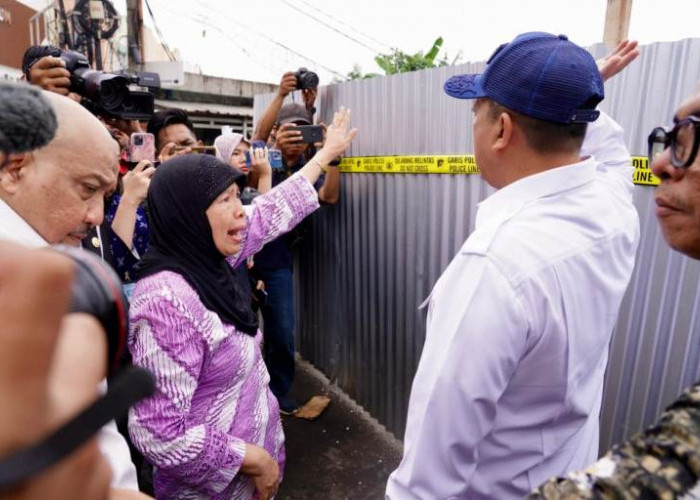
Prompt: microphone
<box><xmin>0</xmin><ymin>82</ymin><xmax>57</xmax><ymax>155</ymax></box>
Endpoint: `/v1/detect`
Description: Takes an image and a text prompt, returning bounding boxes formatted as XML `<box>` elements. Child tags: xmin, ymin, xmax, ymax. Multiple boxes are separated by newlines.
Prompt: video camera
<box><xmin>27</xmin><ymin>47</ymin><xmax>159</xmax><ymax>121</ymax></box>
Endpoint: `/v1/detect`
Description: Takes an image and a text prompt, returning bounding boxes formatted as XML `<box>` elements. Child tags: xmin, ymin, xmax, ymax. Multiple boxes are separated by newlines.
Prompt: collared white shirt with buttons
<box><xmin>0</xmin><ymin>197</ymin><xmax>139</xmax><ymax>491</ymax></box>
<box><xmin>386</xmin><ymin>112</ymin><xmax>640</xmax><ymax>499</ymax></box>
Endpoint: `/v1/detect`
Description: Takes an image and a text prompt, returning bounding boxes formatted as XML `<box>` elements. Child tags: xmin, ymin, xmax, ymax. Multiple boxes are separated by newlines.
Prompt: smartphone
<box><xmin>244</xmin><ymin>150</ymin><xmax>283</xmax><ymax>170</ymax></box>
<box><xmin>253</xmin><ymin>287</ymin><xmax>268</xmax><ymax>306</ymax></box>
<box><xmin>292</xmin><ymin>125</ymin><xmax>324</xmax><ymax>144</ymax></box>
<box><xmin>268</xmin><ymin>149</ymin><xmax>283</xmax><ymax>169</ymax></box>
<box><xmin>245</xmin><ymin>141</ymin><xmax>284</xmax><ymax>170</ymax></box>
<box><xmin>129</xmin><ymin>133</ymin><xmax>155</xmax><ymax>162</ymax></box>
<box><xmin>244</xmin><ymin>139</ymin><xmax>267</xmax><ymax>167</ymax></box>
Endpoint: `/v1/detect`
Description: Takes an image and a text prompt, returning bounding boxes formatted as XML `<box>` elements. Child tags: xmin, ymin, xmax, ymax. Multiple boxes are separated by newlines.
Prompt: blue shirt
<box><xmin>104</xmin><ymin>194</ymin><xmax>150</xmax><ymax>283</ymax></box>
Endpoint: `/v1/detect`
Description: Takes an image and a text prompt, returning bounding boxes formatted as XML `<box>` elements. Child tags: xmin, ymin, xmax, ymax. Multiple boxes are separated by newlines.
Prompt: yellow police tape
<box><xmin>339</xmin><ymin>155</ymin><xmax>660</xmax><ymax>186</ymax></box>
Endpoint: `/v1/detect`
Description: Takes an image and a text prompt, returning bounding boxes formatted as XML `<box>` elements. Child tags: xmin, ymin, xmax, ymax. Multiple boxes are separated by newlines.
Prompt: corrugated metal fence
<box><xmin>254</xmin><ymin>38</ymin><xmax>700</xmax><ymax>450</ymax></box>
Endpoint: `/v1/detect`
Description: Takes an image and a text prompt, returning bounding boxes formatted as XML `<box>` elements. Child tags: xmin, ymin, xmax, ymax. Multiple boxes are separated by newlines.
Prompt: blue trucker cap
<box><xmin>444</xmin><ymin>32</ymin><xmax>604</xmax><ymax>124</ymax></box>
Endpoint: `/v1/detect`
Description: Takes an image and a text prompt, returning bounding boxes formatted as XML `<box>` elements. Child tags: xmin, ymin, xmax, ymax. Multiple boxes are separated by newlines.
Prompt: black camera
<box><xmin>28</xmin><ymin>48</ymin><xmax>159</xmax><ymax>121</ymax></box>
<box><xmin>294</xmin><ymin>67</ymin><xmax>319</xmax><ymax>90</ymax></box>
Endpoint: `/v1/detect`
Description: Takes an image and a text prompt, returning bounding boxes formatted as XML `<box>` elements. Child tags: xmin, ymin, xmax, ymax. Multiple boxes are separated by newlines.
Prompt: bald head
<box><xmin>0</xmin><ymin>92</ymin><xmax>118</xmax><ymax>245</ymax></box>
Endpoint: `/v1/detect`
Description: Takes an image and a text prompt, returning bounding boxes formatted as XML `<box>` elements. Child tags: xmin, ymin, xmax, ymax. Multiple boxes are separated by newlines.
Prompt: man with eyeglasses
<box><xmin>650</xmin><ymin>109</ymin><xmax>700</xmax><ymax>257</ymax></box>
<box><xmin>529</xmin><ymin>86</ymin><xmax>700</xmax><ymax>498</ymax></box>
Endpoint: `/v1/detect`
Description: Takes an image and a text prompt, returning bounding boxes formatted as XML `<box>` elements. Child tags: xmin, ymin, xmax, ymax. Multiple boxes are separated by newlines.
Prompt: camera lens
<box><xmin>301</xmin><ymin>71</ymin><xmax>319</xmax><ymax>89</ymax></box>
<box><xmin>99</xmin><ymin>79</ymin><xmax>129</xmax><ymax>111</ymax></box>
<box><xmin>134</xmin><ymin>136</ymin><xmax>143</xmax><ymax>146</ymax></box>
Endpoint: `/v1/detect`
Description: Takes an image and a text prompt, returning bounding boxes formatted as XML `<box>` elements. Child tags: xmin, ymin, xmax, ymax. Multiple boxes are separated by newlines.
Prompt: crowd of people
<box><xmin>0</xmin><ymin>29</ymin><xmax>699</xmax><ymax>500</ymax></box>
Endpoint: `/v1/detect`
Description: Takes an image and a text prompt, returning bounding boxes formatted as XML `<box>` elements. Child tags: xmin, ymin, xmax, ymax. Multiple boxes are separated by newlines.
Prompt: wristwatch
<box><xmin>322</xmin><ymin>157</ymin><xmax>342</xmax><ymax>172</ymax></box>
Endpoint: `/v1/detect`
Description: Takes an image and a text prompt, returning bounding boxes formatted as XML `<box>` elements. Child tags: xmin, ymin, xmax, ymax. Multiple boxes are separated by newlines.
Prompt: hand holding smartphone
<box><xmin>291</xmin><ymin>125</ymin><xmax>324</xmax><ymax>144</ymax></box>
<box><xmin>245</xmin><ymin>140</ymin><xmax>283</xmax><ymax>170</ymax></box>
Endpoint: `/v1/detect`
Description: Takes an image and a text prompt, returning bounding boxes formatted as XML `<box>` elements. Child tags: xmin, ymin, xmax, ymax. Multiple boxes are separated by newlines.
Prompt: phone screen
<box><xmin>129</xmin><ymin>133</ymin><xmax>156</xmax><ymax>162</ymax></box>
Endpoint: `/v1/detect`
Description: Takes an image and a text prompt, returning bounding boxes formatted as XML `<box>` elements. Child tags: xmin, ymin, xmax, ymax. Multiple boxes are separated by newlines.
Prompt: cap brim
<box><xmin>279</xmin><ymin>117</ymin><xmax>312</xmax><ymax>125</ymax></box>
<box><xmin>444</xmin><ymin>74</ymin><xmax>486</xmax><ymax>100</ymax></box>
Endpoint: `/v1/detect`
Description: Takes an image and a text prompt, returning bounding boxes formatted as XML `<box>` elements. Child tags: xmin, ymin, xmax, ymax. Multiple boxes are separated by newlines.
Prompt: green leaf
<box><xmin>425</xmin><ymin>37</ymin><xmax>444</xmax><ymax>64</ymax></box>
<box><xmin>351</xmin><ymin>36</ymin><xmax>457</xmax><ymax>78</ymax></box>
<box><xmin>374</xmin><ymin>53</ymin><xmax>398</xmax><ymax>75</ymax></box>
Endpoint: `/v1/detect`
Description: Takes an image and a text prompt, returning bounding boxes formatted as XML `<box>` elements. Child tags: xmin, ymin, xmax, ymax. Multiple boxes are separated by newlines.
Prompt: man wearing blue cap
<box><xmin>386</xmin><ymin>34</ymin><xmax>640</xmax><ymax>499</ymax></box>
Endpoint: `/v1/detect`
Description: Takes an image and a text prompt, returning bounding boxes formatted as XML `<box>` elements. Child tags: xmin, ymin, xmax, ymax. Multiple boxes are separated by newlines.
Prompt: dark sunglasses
<box><xmin>648</xmin><ymin>115</ymin><xmax>700</xmax><ymax>168</ymax></box>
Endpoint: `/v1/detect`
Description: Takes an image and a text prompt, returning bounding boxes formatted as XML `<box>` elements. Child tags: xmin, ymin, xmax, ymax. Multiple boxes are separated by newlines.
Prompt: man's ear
<box><xmin>0</xmin><ymin>153</ymin><xmax>30</xmax><ymax>194</ymax></box>
<box><xmin>493</xmin><ymin>112</ymin><xmax>514</xmax><ymax>152</ymax></box>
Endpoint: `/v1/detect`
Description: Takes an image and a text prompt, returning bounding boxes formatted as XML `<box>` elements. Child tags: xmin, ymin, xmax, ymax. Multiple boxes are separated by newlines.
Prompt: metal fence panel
<box><xmin>255</xmin><ymin>38</ymin><xmax>700</xmax><ymax>448</ymax></box>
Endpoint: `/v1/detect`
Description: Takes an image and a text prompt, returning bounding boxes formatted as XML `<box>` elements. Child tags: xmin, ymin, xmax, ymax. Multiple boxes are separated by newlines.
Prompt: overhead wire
<box><xmin>198</xmin><ymin>1</ymin><xmax>348</xmax><ymax>80</ymax></box>
<box><xmin>152</xmin><ymin>4</ymin><xmax>284</xmax><ymax>79</ymax></box>
<box><xmin>143</xmin><ymin>0</ymin><xmax>348</xmax><ymax>81</ymax></box>
<box><xmin>278</xmin><ymin>0</ymin><xmax>382</xmax><ymax>54</ymax></box>
<box><xmin>290</xmin><ymin>0</ymin><xmax>392</xmax><ymax>52</ymax></box>
<box><xmin>142</xmin><ymin>0</ymin><xmax>177</xmax><ymax>61</ymax></box>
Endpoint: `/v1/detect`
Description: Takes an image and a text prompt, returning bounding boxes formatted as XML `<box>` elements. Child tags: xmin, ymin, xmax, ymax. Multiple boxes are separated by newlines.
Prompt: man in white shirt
<box><xmin>386</xmin><ymin>34</ymin><xmax>641</xmax><ymax>499</ymax></box>
<box><xmin>530</xmin><ymin>80</ymin><xmax>700</xmax><ymax>499</ymax></box>
<box><xmin>0</xmin><ymin>87</ymin><xmax>141</xmax><ymax>493</ymax></box>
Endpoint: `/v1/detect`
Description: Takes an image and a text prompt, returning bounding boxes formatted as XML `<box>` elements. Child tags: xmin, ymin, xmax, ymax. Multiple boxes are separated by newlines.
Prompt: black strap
<box><xmin>0</xmin><ymin>367</ymin><xmax>155</xmax><ymax>489</ymax></box>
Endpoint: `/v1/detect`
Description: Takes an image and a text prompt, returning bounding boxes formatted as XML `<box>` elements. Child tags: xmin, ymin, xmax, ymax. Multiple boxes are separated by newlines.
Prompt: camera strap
<box><xmin>0</xmin><ymin>367</ymin><xmax>155</xmax><ymax>489</ymax></box>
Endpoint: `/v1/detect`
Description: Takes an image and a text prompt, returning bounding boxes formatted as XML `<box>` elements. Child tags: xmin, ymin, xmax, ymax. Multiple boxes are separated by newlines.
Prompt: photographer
<box><xmin>104</xmin><ymin>160</ymin><xmax>154</xmax><ymax>285</ymax></box>
<box><xmin>94</xmin><ymin>107</ymin><xmax>205</xmax><ymax>282</ymax></box>
<box><xmin>0</xmin><ymin>86</ymin><xmax>141</xmax><ymax>493</ymax></box>
<box><xmin>251</xmin><ymin>70</ymin><xmax>318</xmax><ymax>146</ymax></box>
<box><xmin>21</xmin><ymin>45</ymin><xmax>153</xmax><ymax>274</ymax></box>
<box><xmin>22</xmin><ymin>47</ymin><xmax>74</xmax><ymax>99</ymax></box>
<box><xmin>22</xmin><ymin>46</ymin><xmax>155</xmax><ymax>129</ymax></box>
<box><xmin>146</xmin><ymin>108</ymin><xmax>203</xmax><ymax>161</ymax></box>
<box><xmin>251</xmin><ymin>69</ymin><xmax>342</xmax><ymax>414</ymax></box>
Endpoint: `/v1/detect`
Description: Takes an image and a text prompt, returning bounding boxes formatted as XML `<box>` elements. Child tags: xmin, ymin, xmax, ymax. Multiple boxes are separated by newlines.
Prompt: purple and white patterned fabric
<box><xmin>128</xmin><ymin>173</ymin><xmax>319</xmax><ymax>499</ymax></box>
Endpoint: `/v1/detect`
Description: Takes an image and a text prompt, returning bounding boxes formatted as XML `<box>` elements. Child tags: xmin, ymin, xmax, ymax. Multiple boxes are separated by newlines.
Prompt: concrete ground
<box><xmin>278</xmin><ymin>360</ymin><xmax>403</xmax><ymax>500</ymax></box>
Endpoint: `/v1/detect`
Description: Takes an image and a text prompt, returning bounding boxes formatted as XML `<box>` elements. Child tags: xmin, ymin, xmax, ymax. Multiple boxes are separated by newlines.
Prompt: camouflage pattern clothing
<box><xmin>528</xmin><ymin>382</ymin><xmax>700</xmax><ymax>499</ymax></box>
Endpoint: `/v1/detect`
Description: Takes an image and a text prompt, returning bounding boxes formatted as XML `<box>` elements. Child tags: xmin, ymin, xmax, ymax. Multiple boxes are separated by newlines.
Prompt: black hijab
<box><xmin>137</xmin><ymin>154</ymin><xmax>258</xmax><ymax>336</ymax></box>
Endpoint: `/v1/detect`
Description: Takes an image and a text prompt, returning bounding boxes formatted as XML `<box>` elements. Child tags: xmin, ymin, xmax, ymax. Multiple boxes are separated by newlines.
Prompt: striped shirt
<box><xmin>128</xmin><ymin>173</ymin><xmax>319</xmax><ymax>499</ymax></box>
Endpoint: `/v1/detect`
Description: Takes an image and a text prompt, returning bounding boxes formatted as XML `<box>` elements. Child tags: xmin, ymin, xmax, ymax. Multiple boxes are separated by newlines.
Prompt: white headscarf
<box><xmin>214</xmin><ymin>133</ymin><xmax>250</xmax><ymax>164</ymax></box>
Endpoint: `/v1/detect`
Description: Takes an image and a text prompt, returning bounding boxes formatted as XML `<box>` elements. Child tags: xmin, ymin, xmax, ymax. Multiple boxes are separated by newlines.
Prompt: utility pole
<box><xmin>603</xmin><ymin>0</ymin><xmax>633</xmax><ymax>47</ymax></box>
<box><xmin>126</xmin><ymin>0</ymin><xmax>144</xmax><ymax>69</ymax></box>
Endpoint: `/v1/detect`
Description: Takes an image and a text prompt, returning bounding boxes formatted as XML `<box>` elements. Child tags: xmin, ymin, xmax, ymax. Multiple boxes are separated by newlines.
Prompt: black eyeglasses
<box><xmin>648</xmin><ymin>115</ymin><xmax>700</xmax><ymax>168</ymax></box>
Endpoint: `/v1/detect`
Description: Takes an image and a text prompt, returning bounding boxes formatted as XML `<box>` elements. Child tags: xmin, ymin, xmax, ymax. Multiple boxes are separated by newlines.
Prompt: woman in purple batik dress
<box><xmin>127</xmin><ymin>109</ymin><xmax>356</xmax><ymax>499</ymax></box>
